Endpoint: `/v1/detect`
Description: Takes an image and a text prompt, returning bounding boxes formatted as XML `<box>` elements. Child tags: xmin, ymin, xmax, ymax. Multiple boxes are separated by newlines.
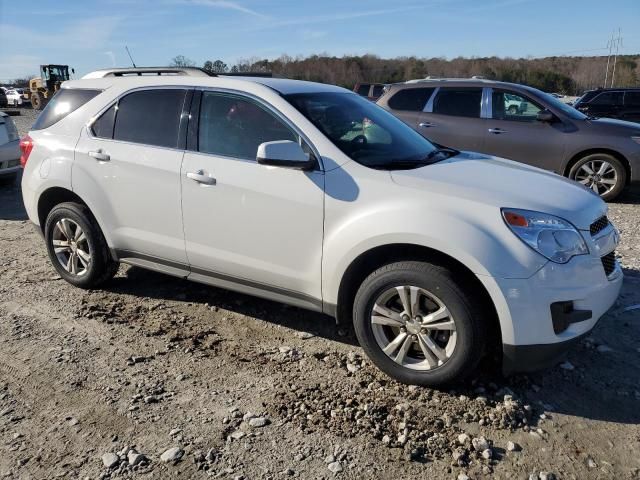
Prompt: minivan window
<box><xmin>198</xmin><ymin>91</ymin><xmax>297</xmax><ymax>160</ymax></box>
<box><xmin>32</xmin><ymin>88</ymin><xmax>101</xmax><ymax>130</ymax></box>
<box><xmin>624</xmin><ymin>91</ymin><xmax>640</xmax><ymax>106</ymax></box>
<box><xmin>432</xmin><ymin>88</ymin><xmax>483</xmax><ymax>118</ymax></box>
<box><xmin>113</xmin><ymin>89</ymin><xmax>187</xmax><ymax>148</ymax></box>
<box><xmin>388</xmin><ymin>88</ymin><xmax>435</xmax><ymax>112</ymax></box>
<box><xmin>492</xmin><ymin>90</ymin><xmax>541</xmax><ymax>121</ymax></box>
<box><xmin>591</xmin><ymin>91</ymin><xmax>623</xmax><ymax>106</ymax></box>
<box><xmin>285</xmin><ymin>92</ymin><xmax>440</xmax><ymax>169</ymax></box>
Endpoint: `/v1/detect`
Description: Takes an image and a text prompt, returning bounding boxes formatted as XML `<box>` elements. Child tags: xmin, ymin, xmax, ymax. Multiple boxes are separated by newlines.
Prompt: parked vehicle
<box><xmin>29</xmin><ymin>64</ymin><xmax>74</xmax><ymax>110</ymax></box>
<box><xmin>0</xmin><ymin>89</ymin><xmax>7</xmax><ymax>108</ymax></box>
<box><xmin>378</xmin><ymin>79</ymin><xmax>640</xmax><ymax>201</ymax></box>
<box><xmin>573</xmin><ymin>88</ymin><xmax>640</xmax><ymax>124</ymax></box>
<box><xmin>21</xmin><ymin>69</ymin><xmax>622</xmax><ymax>386</ymax></box>
<box><xmin>5</xmin><ymin>88</ymin><xmax>29</xmax><ymax>107</ymax></box>
<box><xmin>353</xmin><ymin>82</ymin><xmax>386</xmax><ymax>101</ymax></box>
<box><xmin>0</xmin><ymin>112</ymin><xmax>21</xmax><ymax>184</ymax></box>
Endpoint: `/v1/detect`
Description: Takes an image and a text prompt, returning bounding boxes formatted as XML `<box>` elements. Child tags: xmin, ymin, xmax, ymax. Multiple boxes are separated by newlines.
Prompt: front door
<box><xmin>180</xmin><ymin>91</ymin><xmax>324</xmax><ymax>307</ymax></box>
<box><xmin>483</xmin><ymin>89</ymin><xmax>566</xmax><ymax>172</ymax></box>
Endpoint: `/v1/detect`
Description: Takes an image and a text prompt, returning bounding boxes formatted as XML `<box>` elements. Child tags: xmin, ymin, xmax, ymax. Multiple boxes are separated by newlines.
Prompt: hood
<box><xmin>586</xmin><ymin>117</ymin><xmax>640</xmax><ymax>135</ymax></box>
<box><xmin>390</xmin><ymin>152</ymin><xmax>606</xmax><ymax>230</ymax></box>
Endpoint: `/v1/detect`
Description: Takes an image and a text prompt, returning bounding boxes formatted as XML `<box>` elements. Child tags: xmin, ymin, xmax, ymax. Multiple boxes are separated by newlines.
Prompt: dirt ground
<box><xmin>0</xmin><ymin>109</ymin><xmax>639</xmax><ymax>480</ymax></box>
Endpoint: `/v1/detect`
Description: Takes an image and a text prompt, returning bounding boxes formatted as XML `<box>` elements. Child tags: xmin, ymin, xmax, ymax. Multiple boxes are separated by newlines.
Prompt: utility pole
<box><xmin>610</xmin><ymin>28</ymin><xmax>623</xmax><ymax>88</ymax></box>
<box><xmin>604</xmin><ymin>32</ymin><xmax>613</xmax><ymax>87</ymax></box>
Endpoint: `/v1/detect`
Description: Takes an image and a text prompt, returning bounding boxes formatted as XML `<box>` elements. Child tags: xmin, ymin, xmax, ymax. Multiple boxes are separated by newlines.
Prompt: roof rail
<box><xmin>82</xmin><ymin>67</ymin><xmax>214</xmax><ymax>79</ymax></box>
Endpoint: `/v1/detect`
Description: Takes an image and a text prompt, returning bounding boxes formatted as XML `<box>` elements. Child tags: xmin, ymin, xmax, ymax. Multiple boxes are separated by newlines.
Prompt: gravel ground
<box><xmin>0</xmin><ymin>109</ymin><xmax>639</xmax><ymax>479</ymax></box>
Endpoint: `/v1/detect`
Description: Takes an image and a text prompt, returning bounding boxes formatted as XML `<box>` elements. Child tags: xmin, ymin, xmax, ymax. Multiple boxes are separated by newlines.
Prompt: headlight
<box><xmin>501</xmin><ymin>208</ymin><xmax>588</xmax><ymax>264</ymax></box>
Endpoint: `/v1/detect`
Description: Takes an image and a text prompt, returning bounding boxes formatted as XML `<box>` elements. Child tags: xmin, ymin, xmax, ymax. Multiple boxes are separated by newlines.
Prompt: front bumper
<box><xmin>479</xmin><ymin>225</ymin><xmax>623</xmax><ymax>374</ymax></box>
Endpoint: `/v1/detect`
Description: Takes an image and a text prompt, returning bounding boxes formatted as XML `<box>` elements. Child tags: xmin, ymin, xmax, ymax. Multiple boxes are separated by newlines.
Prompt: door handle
<box><xmin>88</xmin><ymin>150</ymin><xmax>110</xmax><ymax>161</ymax></box>
<box><xmin>488</xmin><ymin>128</ymin><xmax>507</xmax><ymax>134</ymax></box>
<box><xmin>419</xmin><ymin>122</ymin><xmax>435</xmax><ymax>128</ymax></box>
<box><xmin>186</xmin><ymin>170</ymin><xmax>216</xmax><ymax>185</ymax></box>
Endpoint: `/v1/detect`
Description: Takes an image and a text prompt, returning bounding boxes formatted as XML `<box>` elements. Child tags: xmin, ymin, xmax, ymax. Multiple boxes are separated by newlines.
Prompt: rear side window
<box><xmin>388</xmin><ymin>88</ymin><xmax>434</xmax><ymax>111</ymax></box>
<box><xmin>91</xmin><ymin>104</ymin><xmax>116</xmax><ymax>139</ymax></box>
<box><xmin>624</xmin><ymin>91</ymin><xmax>640</xmax><ymax>106</ymax></box>
<box><xmin>113</xmin><ymin>89</ymin><xmax>187</xmax><ymax>148</ymax></box>
<box><xmin>32</xmin><ymin>88</ymin><xmax>101</xmax><ymax>130</ymax></box>
<box><xmin>356</xmin><ymin>84</ymin><xmax>370</xmax><ymax>96</ymax></box>
<box><xmin>591</xmin><ymin>91</ymin><xmax>623</xmax><ymax>106</ymax></box>
<box><xmin>433</xmin><ymin>88</ymin><xmax>483</xmax><ymax>118</ymax></box>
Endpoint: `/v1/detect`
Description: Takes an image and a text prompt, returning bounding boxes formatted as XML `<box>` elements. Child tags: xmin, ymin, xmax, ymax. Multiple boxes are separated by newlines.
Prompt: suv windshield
<box><xmin>285</xmin><ymin>92</ymin><xmax>441</xmax><ymax>169</ymax></box>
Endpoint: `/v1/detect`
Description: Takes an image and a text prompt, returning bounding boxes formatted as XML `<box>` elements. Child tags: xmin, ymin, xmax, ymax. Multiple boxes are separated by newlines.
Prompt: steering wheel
<box><xmin>350</xmin><ymin>134</ymin><xmax>367</xmax><ymax>147</ymax></box>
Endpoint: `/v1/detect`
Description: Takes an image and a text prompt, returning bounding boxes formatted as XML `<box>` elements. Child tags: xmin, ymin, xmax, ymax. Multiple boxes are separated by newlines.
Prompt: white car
<box><xmin>20</xmin><ymin>69</ymin><xmax>622</xmax><ymax>386</ymax></box>
<box><xmin>0</xmin><ymin>112</ymin><xmax>21</xmax><ymax>183</ymax></box>
<box><xmin>5</xmin><ymin>88</ymin><xmax>28</xmax><ymax>107</ymax></box>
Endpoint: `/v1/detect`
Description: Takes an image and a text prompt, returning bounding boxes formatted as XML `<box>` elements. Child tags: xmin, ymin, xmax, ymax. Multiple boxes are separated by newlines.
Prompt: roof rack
<box><xmin>82</xmin><ymin>67</ymin><xmax>277</xmax><ymax>80</ymax></box>
<box><xmin>82</xmin><ymin>67</ymin><xmax>214</xmax><ymax>79</ymax></box>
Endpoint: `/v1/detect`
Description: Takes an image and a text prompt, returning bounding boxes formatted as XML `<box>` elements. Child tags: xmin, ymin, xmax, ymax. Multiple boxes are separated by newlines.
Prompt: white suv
<box><xmin>21</xmin><ymin>69</ymin><xmax>623</xmax><ymax>386</ymax></box>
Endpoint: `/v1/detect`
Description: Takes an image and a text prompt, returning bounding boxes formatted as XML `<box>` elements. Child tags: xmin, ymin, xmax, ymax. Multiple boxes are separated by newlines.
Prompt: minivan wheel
<box><xmin>353</xmin><ymin>261</ymin><xmax>486</xmax><ymax>386</ymax></box>
<box><xmin>569</xmin><ymin>153</ymin><xmax>626</xmax><ymax>201</ymax></box>
<box><xmin>44</xmin><ymin>202</ymin><xmax>119</xmax><ymax>288</ymax></box>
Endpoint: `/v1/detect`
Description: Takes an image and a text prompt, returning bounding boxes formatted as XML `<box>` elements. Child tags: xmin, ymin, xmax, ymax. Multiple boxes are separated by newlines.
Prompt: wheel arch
<box><xmin>563</xmin><ymin>148</ymin><xmax>631</xmax><ymax>185</ymax></box>
<box><xmin>333</xmin><ymin>243</ymin><xmax>502</xmax><ymax>349</ymax></box>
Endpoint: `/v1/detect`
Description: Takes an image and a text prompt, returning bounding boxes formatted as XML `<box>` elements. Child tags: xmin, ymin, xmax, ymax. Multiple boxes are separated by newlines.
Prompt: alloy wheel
<box><xmin>52</xmin><ymin>218</ymin><xmax>91</xmax><ymax>276</ymax></box>
<box><xmin>574</xmin><ymin>159</ymin><xmax>618</xmax><ymax>196</ymax></box>
<box><xmin>370</xmin><ymin>285</ymin><xmax>457</xmax><ymax>371</ymax></box>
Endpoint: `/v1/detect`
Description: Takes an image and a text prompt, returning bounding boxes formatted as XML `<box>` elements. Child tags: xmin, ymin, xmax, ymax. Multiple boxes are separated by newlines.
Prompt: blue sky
<box><xmin>0</xmin><ymin>0</ymin><xmax>638</xmax><ymax>81</ymax></box>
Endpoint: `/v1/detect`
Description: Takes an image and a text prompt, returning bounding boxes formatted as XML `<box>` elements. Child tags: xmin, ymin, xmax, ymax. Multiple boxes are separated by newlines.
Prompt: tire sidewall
<box><xmin>353</xmin><ymin>264</ymin><xmax>480</xmax><ymax>386</ymax></box>
<box><xmin>569</xmin><ymin>154</ymin><xmax>626</xmax><ymax>201</ymax></box>
<box><xmin>44</xmin><ymin>205</ymin><xmax>100</xmax><ymax>287</ymax></box>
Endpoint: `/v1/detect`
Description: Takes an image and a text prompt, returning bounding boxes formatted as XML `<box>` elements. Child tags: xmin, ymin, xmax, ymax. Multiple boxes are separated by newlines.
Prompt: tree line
<box><xmin>172</xmin><ymin>53</ymin><xmax>640</xmax><ymax>95</ymax></box>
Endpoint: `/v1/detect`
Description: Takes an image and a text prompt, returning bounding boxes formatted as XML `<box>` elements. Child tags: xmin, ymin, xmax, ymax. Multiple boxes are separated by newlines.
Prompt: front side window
<box><xmin>492</xmin><ymin>90</ymin><xmax>541</xmax><ymax>121</ymax></box>
<box><xmin>591</xmin><ymin>91</ymin><xmax>623</xmax><ymax>106</ymax></box>
<box><xmin>285</xmin><ymin>92</ymin><xmax>439</xmax><ymax>169</ymax></box>
<box><xmin>432</xmin><ymin>88</ymin><xmax>482</xmax><ymax>118</ymax></box>
<box><xmin>388</xmin><ymin>88</ymin><xmax>435</xmax><ymax>112</ymax></box>
<box><xmin>198</xmin><ymin>92</ymin><xmax>297</xmax><ymax>160</ymax></box>
<box><xmin>113</xmin><ymin>89</ymin><xmax>187</xmax><ymax>148</ymax></box>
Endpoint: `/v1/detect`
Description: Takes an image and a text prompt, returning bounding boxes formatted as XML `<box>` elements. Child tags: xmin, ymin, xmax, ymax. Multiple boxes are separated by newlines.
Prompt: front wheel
<box><xmin>569</xmin><ymin>153</ymin><xmax>626</xmax><ymax>201</ymax></box>
<box><xmin>353</xmin><ymin>261</ymin><xmax>487</xmax><ymax>386</ymax></box>
<box><xmin>44</xmin><ymin>202</ymin><xmax>119</xmax><ymax>289</ymax></box>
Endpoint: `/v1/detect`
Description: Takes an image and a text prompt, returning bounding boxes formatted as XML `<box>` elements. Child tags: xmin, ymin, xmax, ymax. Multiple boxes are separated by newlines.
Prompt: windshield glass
<box><xmin>284</xmin><ymin>92</ymin><xmax>439</xmax><ymax>169</ymax></box>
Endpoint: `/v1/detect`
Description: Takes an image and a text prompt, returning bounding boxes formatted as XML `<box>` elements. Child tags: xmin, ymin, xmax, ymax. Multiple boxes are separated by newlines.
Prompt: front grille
<box><xmin>590</xmin><ymin>216</ymin><xmax>610</xmax><ymax>236</ymax></box>
<box><xmin>601</xmin><ymin>251</ymin><xmax>616</xmax><ymax>276</ymax></box>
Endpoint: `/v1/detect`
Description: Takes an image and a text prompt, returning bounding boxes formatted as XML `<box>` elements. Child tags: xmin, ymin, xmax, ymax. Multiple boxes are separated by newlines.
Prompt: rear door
<box><xmin>417</xmin><ymin>87</ymin><xmax>486</xmax><ymax>151</ymax></box>
<box><xmin>73</xmin><ymin>88</ymin><xmax>190</xmax><ymax>264</ymax></box>
<box><xmin>385</xmin><ymin>87</ymin><xmax>435</xmax><ymax>128</ymax></box>
<box><xmin>622</xmin><ymin>91</ymin><xmax>640</xmax><ymax>123</ymax></box>
<box><xmin>482</xmin><ymin>89</ymin><xmax>566</xmax><ymax>170</ymax></box>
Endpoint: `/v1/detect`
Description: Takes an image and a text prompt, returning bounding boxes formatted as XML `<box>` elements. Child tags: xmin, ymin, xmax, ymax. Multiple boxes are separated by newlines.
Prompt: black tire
<box><xmin>353</xmin><ymin>261</ymin><xmax>487</xmax><ymax>386</ymax></box>
<box><xmin>44</xmin><ymin>202</ymin><xmax>119</xmax><ymax>289</ymax></box>
<box><xmin>568</xmin><ymin>153</ymin><xmax>627</xmax><ymax>202</ymax></box>
<box><xmin>31</xmin><ymin>93</ymin><xmax>44</xmax><ymax>110</ymax></box>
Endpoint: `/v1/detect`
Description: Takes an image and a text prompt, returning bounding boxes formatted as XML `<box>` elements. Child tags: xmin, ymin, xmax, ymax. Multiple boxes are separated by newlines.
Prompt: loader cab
<box><xmin>41</xmin><ymin>65</ymin><xmax>72</xmax><ymax>91</ymax></box>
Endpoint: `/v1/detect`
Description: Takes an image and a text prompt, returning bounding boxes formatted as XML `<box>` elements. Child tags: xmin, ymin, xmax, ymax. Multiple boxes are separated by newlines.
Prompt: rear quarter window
<box><xmin>388</xmin><ymin>88</ymin><xmax>435</xmax><ymax>111</ymax></box>
<box><xmin>32</xmin><ymin>89</ymin><xmax>101</xmax><ymax>130</ymax></box>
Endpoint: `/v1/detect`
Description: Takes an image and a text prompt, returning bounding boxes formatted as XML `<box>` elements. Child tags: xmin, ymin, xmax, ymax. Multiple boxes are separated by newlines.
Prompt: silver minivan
<box><xmin>378</xmin><ymin>79</ymin><xmax>640</xmax><ymax>201</ymax></box>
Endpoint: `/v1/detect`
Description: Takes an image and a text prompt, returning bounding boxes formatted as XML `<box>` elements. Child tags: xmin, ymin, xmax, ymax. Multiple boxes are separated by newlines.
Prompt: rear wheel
<box><xmin>353</xmin><ymin>261</ymin><xmax>487</xmax><ymax>386</ymax></box>
<box><xmin>44</xmin><ymin>202</ymin><xmax>119</xmax><ymax>288</ymax></box>
<box><xmin>569</xmin><ymin>153</ymin><xmax>626</xmax><ymax>201</ymax></box>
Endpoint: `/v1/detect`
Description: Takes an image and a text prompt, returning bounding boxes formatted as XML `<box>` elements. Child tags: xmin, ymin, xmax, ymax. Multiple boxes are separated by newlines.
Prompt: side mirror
<box><xmin>257</xmin><ymin>140</ymin><xmax>315</xmax><ymax>170</ymax></box>
<box><xmin>536</xmin><ymin>110</ymin><xmax>555</xmax><ymax>123</ymax></box>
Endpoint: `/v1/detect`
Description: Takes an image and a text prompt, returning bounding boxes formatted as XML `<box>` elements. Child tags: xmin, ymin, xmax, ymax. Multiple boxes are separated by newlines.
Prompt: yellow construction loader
<box><xmin>29</xmin><ymin>65</ymin><xmax>74</xmax><ymax>110</ymax></box>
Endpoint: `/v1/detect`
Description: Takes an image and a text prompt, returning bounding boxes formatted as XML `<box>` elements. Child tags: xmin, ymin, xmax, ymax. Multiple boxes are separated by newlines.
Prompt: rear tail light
<box><xmin>19</xmin><ymin>135</ymin><xmax>33</xmax><ymax>168</ymax></box>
